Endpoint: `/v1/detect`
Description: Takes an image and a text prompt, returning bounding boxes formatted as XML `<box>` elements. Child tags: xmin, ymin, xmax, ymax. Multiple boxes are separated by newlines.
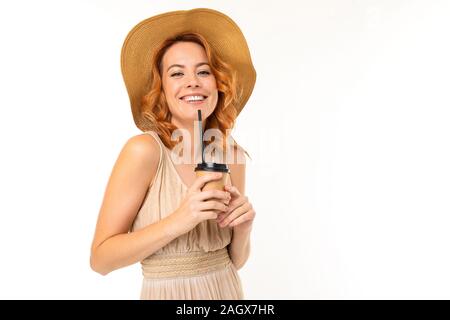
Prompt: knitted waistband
<box><xmin>141</xmin><ymin>247</ymin><xmax>231</xmax><ymax>279</ymax></box>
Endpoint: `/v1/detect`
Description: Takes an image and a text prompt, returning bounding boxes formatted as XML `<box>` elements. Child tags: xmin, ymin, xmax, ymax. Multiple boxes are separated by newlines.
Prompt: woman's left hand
<box><xmin>217</xmin><ymin>185</ymin><xmax>255</xmax><ymax>231</ymax></box>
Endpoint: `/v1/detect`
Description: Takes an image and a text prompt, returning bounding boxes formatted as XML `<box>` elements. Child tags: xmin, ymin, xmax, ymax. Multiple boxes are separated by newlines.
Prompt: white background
<box><xmin>0</xmin><ymin>0</ymin><xmax>449</xmax><ymax>299</ymax></box>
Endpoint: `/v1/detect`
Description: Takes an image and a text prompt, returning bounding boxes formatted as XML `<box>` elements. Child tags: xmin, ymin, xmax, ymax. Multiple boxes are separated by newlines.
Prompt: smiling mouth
<box><xmin>179</xmin><ymin>96</ymin><xmax>208</xmax><ymax>104</ymax></box>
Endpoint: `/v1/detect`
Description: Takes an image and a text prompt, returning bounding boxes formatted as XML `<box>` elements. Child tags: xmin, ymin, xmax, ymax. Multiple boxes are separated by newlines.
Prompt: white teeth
<box><xmin>182</xmin><ymin>95</ymin><xmax>205</xmax><ymax>102</ymax></box>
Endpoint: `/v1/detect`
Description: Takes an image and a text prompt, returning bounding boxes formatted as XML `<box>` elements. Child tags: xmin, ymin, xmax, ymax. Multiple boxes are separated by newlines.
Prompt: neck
<box><xmin>171</xmin><ymin>118</ymin><xmax>207</xmax><ymax>164</ymax></box>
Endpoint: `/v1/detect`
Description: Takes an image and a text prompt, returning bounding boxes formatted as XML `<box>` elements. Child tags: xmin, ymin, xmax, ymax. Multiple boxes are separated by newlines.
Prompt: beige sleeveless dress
<box><xmin>130</xmin><ymin>130</ymin><xmax>244</xmax><ymax>300</ymax></box>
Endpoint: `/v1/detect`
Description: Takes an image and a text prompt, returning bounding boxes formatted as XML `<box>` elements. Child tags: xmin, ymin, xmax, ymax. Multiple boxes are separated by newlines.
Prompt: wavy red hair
<box><xmin>140</xmin><ymin>32</ymin><xmax>250</xmax><ymax>161</ymax></box>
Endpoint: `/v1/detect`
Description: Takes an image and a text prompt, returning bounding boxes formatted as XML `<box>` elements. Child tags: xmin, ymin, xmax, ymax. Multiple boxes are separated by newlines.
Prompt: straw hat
<box><xmin>120</xmin><ymin>8</ymin><xmax>257</xmax><ymax>132</ymax></box>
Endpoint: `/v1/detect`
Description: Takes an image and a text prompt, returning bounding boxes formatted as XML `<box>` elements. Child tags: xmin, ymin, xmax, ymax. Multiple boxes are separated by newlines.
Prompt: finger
<box><xmin>228</xmin><ymin>209</ymin><xmax>255</xmax><ymax>227</ymax></box>
<box><xmin>198</xmin><ymin>200</ymin><xmax>229</xmax><ymax>213</ymax></box>
<box><xmin>219</xmin><ymin>205</ymin><xmax>249</xmax><ymax>227</ymax></box>
<box><xmin>201</xmin><ymin>210</ymin><xmax>219</xmax><ymax>220</ymax></box>
<box><xmin>196</xmin><ymin>189</ymin><xmax>231</xmax><ymax>202</ymax></box>
<box><xmin>190</xmin><ymin>172</ymin><xmax>223</xmax><ymax>192</ymax></box>
<box><xmin>217</xmin><ymin>196</ymin><xmax>247</xmax><ymax>222</ymax></box>
<box><xmin>219</xmin><ymin>202</ymin><xmax>252</xmax><ymax>227</ymax></box>
<box><xmin>224</xmin><ymin>185</ymin><xmax>241</xmax><ymax>197</ymax></box>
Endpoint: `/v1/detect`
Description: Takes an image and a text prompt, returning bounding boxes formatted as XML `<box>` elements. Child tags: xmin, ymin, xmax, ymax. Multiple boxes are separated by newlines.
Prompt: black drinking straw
<box><xmin>197</xmin><ymin>109</ymin><xmax>205</xmax><ymax>164</ymax></box>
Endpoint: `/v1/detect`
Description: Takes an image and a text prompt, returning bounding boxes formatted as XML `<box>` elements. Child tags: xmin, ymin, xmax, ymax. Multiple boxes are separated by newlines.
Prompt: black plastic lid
<box><xmin>194</xmin><ymin>162</ymin><xmax>229</xmax><ymax>173</ymax></box>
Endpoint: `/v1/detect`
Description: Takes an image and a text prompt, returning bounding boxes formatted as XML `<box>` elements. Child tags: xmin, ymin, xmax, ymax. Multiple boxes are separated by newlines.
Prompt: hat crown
<box><xmin>121</xmin><ymin>8</ymin><xmax>256</xmax><ymax>132</ymax></box>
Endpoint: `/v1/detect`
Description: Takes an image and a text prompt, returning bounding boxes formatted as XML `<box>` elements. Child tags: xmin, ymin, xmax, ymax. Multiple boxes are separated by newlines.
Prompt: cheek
<box><xmin>208</xmin><ymin>77</ymin><xmax>217</xmax><ymax>90</ymax></box>
<box><xmin>211</xmin><ymin>92</ymin><xmax>218</xmax><ymax>105</ymax></box>
<box><xmin>163</xmin><ymin>79</ymin><xmax>180</xmax><ymax>96</ymax></box>
<box><xmin>211</xmin><ymin>88</ymin><xmax>219</xmax><ymax>100</ymax></box>
<box><xmin>206</xmin><ymin>79</ymin><xmax>218</xmax><ymax>99</ymax></box>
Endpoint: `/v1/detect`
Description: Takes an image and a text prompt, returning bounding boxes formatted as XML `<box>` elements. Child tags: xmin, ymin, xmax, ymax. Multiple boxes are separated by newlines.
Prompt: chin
<box><xmin>185</xmin><ymin>106</ymin><xmax>214</xmax><ymax>120</ymax></box>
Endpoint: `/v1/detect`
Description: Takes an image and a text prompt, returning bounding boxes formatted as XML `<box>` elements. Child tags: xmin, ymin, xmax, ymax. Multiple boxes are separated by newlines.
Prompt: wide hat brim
<box><xmin>120</xmin><ymin>8</ymin><xmax>257</xmax><ymax>132</ymax></box>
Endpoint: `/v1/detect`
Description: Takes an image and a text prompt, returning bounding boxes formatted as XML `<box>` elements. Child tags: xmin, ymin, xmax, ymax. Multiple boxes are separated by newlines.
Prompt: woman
<box><xmin>90</xmin><ymin>8</ymin><xmax>257</xmax><ymax>300</ymax></box>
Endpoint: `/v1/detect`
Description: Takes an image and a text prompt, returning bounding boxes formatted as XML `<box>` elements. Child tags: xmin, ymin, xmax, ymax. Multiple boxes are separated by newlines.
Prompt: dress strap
<box><xmin>142</xmin><ymin>130</ymin><xmax>165</xmax><ymax>183</ymax></box>
<box><xmin>144</xmin><ymin>130</ymin><xmax>163</xmax><ymax>146</ymax></box>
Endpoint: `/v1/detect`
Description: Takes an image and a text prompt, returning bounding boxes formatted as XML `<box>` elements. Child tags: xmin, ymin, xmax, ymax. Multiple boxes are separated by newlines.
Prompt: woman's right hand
<box><xmin>165</xmin><ymin>172</ymin><xmax>231</xmax><ymax>237</ymax></box>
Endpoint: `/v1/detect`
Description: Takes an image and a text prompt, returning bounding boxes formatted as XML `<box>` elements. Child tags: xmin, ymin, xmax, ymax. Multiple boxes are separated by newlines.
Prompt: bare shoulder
<box><xmin>91</xmin><ymin>133</ymin><xmax>161</xmax><ymax>251</ymax></box>
<box><xmin>121</xmin><ymin>133</ymin><xmax>160</xmax><ymax>168</ymax></box>
<box><xmin>227</xmin><ymin>140</ymin><xmax>247</xmax><ymax>195</ymax></box>
<box><xmin>107</xmin><ymin>132</ymin><xmax>161</xmax><ymax>200</ymax></box>
<box><xmin>226</xmin><ymin>138</ymin><xmax>247</xmax><ymax>167</ymax></box>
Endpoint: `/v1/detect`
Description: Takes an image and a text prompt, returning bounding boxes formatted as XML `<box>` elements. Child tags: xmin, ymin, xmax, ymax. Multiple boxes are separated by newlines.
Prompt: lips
<box><xmin>180</xmin><ymin>97</ymin><xmax>207</xmax><ymax>105</ymax></box>
<box><xmin>180</xmin><ymin>95</ymin><xmax>208</xmax><ymax>100</ymax></box>
<box><xmin>179</xmin><ymin>95</ymin><xmax>208</xmax><ymax>105</ymax></box>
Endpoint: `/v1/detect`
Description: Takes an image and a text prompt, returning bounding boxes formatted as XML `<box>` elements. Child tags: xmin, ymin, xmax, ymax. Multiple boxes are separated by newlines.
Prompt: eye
<box><xmin>170</xmin><ymin>70</ymin><xmax>210</xmax><ymax>77</ymax></box>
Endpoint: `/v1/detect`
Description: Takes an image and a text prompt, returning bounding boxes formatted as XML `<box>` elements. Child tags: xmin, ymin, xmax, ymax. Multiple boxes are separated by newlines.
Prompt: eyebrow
<box><xmin>167</xmin><ymin>62</ymin><xmax>210</xmax><ymax>72</ymax></box>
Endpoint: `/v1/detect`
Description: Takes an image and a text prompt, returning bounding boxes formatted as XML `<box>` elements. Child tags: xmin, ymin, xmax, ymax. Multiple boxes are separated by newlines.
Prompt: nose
<box><xmin>186</xmin><ymin>73</ymin><xmax>201</xmax><ymax>88</ymax></box>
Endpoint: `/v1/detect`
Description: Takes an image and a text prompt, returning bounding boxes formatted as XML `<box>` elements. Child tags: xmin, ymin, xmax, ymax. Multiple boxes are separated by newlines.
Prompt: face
<box><xmin>161</xmin><ymin>41</ymin><xmax>218</xmax><ymax>128</ymax></box>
